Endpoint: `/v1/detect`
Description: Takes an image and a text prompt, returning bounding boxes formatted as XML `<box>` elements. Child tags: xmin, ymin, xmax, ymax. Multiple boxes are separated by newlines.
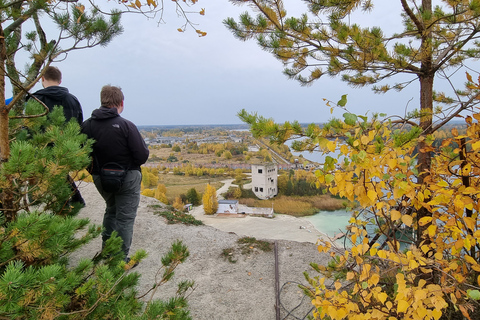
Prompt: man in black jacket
<box><xmin>32</xmin><ymin>66</ymin><xmax>83</xmax><ymax>124</ymax></box>
<box><xmin>31</xmin><ymin>66</ymin><xmax>85</xmax><ymax>206</ymax></box>
<box><xmin>81</xmin><ymin>85</ymin><xmax>149</xmax><ymax>261</ymax></box>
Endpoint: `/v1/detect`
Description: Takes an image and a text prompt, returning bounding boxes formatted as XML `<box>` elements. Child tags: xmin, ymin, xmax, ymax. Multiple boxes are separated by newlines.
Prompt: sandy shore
<box><xmin>71</xmin><ymin>181</ymin><xmax>333</xmax><ymax>320</ymax></box>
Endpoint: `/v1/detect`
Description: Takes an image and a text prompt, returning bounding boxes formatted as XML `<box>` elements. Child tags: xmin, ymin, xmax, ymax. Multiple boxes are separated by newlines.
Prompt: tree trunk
<box><xmin>416</xmin><ymin>74</ymin><xmax>434</xmax><ymax>246</ymax></box>
<box><xmin>415</xmin><ymin>0</ymin><xmax>434</xmax><ymax>247</ymax></box>
<box><xmin>0</xmin><ymin>25</ymin><xmax>8</xmax><ymax>162</ymax></box>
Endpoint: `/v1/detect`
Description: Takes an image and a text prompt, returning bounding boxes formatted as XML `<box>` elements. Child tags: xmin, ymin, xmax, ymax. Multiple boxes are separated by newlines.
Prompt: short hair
<box><xmin>101</xmin><ymin>85</ymin><xmax>124</xmax><ymax>108</ymax></box>
<box><xmin>43</xmin><ymin>66</ymin><xmax>62</xmax><ymax>82</ymax></box>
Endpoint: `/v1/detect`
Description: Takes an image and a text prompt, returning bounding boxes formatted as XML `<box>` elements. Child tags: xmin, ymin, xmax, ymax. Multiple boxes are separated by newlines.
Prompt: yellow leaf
<box><xmin>370</xmin><ymin>273</ymin><xmax>380</xmax><ymax>286</ymax></box>
<box><xmin>464</xmin><ymin>217</ymin><xmax>475</xmax><ymax>231</ymax></box>
<box><xmin>327</xmin><ymin>140</ymin><xmax>336</xmax><ymax>152</ymax></box>
<box><xmin>416</xmin><ymin>307</ymin><xmax>428</xmax><ymax>319</ymax></box>
<box><xmin>377</xmin><ymin>292</ymin><xmax>388</xmax><ymax>304</ymax></box>
<box><xmin>401</xmin><ymin>215</ymin><xmax>413</xmax><ymax>227</ymax></box>
<box><xmin>367</xmin><ymin>190</ymin><xmax>377</xmax><ymax>202</ymax></box>
<box><xmin>200</xmin><ymin>8</ymin><xmax>205</xmax><ymax>15</ymax></box>
<box><xmin>409</xmin><ymin>259</ymin><xmax>419</xmax><ymax>269</ymax></box>
<box><xmin>377</xmin><ymin>250</ymin><xmax>386</xmax><ymax>259</ymax></box>
<box><xmin>388</xmin><ymin>158</ymin><xmax>397</xmax><ymax>168</ymax></box>
<box><xmin>472</xmin><ymin>140</ymin><xmax>480</xmax><ymax>151</ymax></box>
<box><xmin>465</xmin><ymin>255</ymin><xmax>477</xmax><ymax>265</ymax></box>
<box><xmin>432</xmin><ymin>309</ymin><xmax>442</xmax><ymax>320</ymax></box>
<box><xmin>414</xmin><ymin>289</ymin><xmax>426</xmax><ymax>302</ymax></box>
<box><xmin>418</xmin><ymin>217</ymin><xmax>432</xmax><ymax>226</ymax></box>
<box><xmin>391</xmin><ymin>210</ymin><xmax>401</xmax><ymax>222</ymax></box>
<box><xmin>464</xmin><ymin>237</ymin><xmax>472</xmax><ymax>251</ymax></box>
<box><xmin>334</xmin><ymin>281</ymin><xmax>341</xmax><ymax>290</ymax></box>
<box><xmin>135</xmin><ymin>0</ymin><xmax>141</xmax><ymax>8</ymax></box>
<box><xmin>427</xmin><ymin>225</ymin><xmax>437</xmax><ymax>237</ymax></box>
<box><xmin>361</xmin><ymin>135</ymin><xmax>369</xmax><ymax>145</ymax></box>
<box><xmin>397</xmin><ymin>299</ymin><xmax>409</xmax><ymax>313</ymax></box>
<box><xmin>437</xmin><ymin>180</ymin><xmax>448</xmax><ymax>188</ymax></box>
<box><xmin>177</xmin><ymin>28</ymin><xmax>184</xmax><ymax>32</ymax></box>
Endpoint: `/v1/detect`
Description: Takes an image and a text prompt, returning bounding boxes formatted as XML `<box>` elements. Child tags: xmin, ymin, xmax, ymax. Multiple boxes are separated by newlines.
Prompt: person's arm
<box><xmin>127</xmin><ymin>123</ymin><xmax>149</xmax><ymax>166</ymax></box>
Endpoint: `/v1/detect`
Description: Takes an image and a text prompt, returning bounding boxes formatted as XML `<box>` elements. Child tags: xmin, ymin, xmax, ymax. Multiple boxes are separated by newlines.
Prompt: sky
<box><xmin>20</xmin><ymin>0</ymin><xmax>455</xmax><ymax>126</ymax></box>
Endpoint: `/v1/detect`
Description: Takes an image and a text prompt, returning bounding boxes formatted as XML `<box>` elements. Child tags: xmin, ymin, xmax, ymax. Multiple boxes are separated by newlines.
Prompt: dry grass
<box><xmin>239</xmin><ymin>195</ymin><xmax>349</xmax><ymax>217</ymax></box>
<box><xmin>158</xmin><ymin>174</ymin><xmax>225</xmax><ymax>203</ymax></box>
<box><xmin>307</xmin><ymin>195</ymin><xmax>349</xmax><ymax>211</ymax></box>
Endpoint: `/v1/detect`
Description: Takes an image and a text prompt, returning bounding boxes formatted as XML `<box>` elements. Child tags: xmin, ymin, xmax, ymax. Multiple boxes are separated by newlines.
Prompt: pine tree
<box><xmin>0</xmin><ymin>100</ymin><xmax>194</xmax><ymax>319</ymax></box>
<box><xmin>227</xmin><ymin>0</ymin><xmax>480</xmax><ymax>244</ymax></box>
<box><xmin>186</xmin><ymin>188</ymin><xmax>201</xmax><ymax>206</ymax></box>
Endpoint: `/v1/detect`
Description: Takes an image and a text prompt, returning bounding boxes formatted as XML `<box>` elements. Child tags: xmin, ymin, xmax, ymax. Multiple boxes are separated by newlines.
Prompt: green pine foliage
<box><xmin>0</xmin><ymin>101</ymin><xmax>194</xmax><ymax>319</ymax></box>
<box><xmin>3</xmin><ymin>102</ymin><xmax>92</xmax><ymax>217</ymax></box>
<box><xmin>186</xmin><ymin>188</ymin><xmax>201</xmax><ymax>206</ymax></box>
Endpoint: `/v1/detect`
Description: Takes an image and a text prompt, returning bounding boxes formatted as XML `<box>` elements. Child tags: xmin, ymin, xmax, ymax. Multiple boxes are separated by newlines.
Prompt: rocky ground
<box><xmin>71</xmin><ymin>181</ymin><xmax>335</xmax><ymax>320</ymax></box>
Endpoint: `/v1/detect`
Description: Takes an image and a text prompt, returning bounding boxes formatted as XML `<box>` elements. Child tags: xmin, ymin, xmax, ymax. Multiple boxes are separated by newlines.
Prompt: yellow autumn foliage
<box><xmin>202</xmin><ymin>184</ymin><xmax>218</xmax><ymax>215</ymax></box>
<box><xmin>301</xmin><ymin>108</ymin><xmax>480</xmax><ymax>319</ymax></box>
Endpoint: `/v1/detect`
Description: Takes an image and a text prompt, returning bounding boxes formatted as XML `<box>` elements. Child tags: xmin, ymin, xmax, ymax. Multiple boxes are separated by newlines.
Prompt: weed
<box><xmin>222</xmin><ymin>237</ymin><xmax>273</xmax><ymax>263</ymax></box>
<box><xmin>237</xmin><ymin>237</ymin><xmax>273</xmax><ymax>252</ymax></box>
<box><xmin>151</xmin><ymin>205</ymin><xmax>203</xmax><ymax>226</ymax></box>
<box><xmin>221</xmin><ymin>248</ymin><xmax>237</xmax><ymax>263</ymax></box>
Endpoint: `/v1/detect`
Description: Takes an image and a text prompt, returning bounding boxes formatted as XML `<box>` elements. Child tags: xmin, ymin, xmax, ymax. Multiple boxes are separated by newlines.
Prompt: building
<box><xmin>251</xmin><ymin>163</ymin><xmax>278</xmax><ymax>200</ymax></box>
<box><xmin>217</xmin><ymin>200</ymin><xmax>239</xmax><ymax>214</ymax></box>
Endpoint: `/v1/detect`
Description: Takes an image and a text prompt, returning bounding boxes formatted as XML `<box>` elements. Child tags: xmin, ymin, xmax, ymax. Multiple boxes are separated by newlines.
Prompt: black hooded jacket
<box><xmin>81</xmin><ymin>106</ymin><xmax>149</xmax><ymax>175</ymax></box>
<box><xmin>31</xmin><ymin>86</ymin><xmax>83</xmax><ymax>124</ymax></box>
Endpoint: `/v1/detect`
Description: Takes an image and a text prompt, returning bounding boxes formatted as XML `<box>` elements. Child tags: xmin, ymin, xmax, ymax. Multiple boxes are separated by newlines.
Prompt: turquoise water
<box><xmin>306</xmin><ymin>210</ymin><xmax>413</xmax><ymax>250</ymax></box>
<box><xmin>304</xmin><ymin>209</ymin><xmax>353</xmax><ymax>237</ymax></box>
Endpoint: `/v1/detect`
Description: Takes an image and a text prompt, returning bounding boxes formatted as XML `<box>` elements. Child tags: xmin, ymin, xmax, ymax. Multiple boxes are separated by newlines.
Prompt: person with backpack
<box><xmin>30</xmin><ymin>66</ymin><xmax>85</xmax><ymax>207</ymax></box>
<box><xmin>81</xmin><ymin>85</ymin><xmax>149</xmax><ymax>262</ymax></box>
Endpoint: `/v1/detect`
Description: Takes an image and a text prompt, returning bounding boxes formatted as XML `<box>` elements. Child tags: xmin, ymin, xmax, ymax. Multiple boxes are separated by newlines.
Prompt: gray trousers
<box><xmin>93</xmin><ymin>170</ymin><xmax>142</xmax><ymax>258</ymax></box>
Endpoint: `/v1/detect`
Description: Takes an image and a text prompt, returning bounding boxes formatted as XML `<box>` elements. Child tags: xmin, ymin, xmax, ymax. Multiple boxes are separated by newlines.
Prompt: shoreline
<box><xmin>190</xmin><ymin>204</ymin><xmax>335</xmax><ymax>245</ymax></box>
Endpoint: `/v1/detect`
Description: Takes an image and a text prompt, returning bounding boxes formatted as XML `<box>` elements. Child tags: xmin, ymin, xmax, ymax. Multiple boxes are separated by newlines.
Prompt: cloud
<box><xmin>23</xmin><ymin>1</ymin><xmax>426</xmax><ymax>126</ymax></box>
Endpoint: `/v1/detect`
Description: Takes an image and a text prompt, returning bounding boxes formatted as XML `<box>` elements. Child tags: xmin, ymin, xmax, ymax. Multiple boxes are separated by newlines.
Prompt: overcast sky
<box><xmin>23</xmin><ymin>0</ymin><xmax>444</xmax><ymax>126</ymax></box>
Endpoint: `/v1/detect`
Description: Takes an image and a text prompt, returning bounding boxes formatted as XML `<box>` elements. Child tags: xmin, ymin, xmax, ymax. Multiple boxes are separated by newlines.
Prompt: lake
<box><xmin>304</xmin><ymin>209</ymin><xmax>353</xmax><ymax>238</ymax></box>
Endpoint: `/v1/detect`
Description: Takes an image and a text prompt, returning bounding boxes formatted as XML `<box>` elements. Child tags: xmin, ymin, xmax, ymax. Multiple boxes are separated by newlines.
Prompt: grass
<box><xmin>221</xmin><ymin>236</ymin><xmax>273</xmax><ymax>263</ymax></box>
<box><xmin>154</xmin><ymin>174</ymin><xmax>225</xmax><ymax>203</ymax></box>
<box><xmin>221</xmin><ymin>248</ymin><xmax>237</xmax><ymax>263</ymax></box>
<box><xmin>239</xmin><ymin>195</ymin><xmax>350</xmax><ymax>217</ymax></box>
<box><xmin>150</xmin><ymin>205</ymin><xmax>204</xmax><ymax>226</ymax></box>
<box><xmin>237</xmin><ymin>236</ymin><xmax>273</xmax><ymax>253</ymax></box>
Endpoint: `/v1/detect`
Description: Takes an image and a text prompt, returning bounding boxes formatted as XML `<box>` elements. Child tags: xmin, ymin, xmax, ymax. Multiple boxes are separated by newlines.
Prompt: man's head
<box><xmin>101</xmin><ymin>85</ymin><xmax>124</xmax><ymax>113</ymax></box>
<box><xmin>42</xmin><ymin>66</ymin><xmax>62</xmax><ymax>88</ymax></box>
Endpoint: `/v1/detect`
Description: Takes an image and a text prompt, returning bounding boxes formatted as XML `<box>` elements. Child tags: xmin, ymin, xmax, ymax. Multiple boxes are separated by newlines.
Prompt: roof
<box><xmin>218</xmin><ymin>200</ymin><xmax>239</xmax><ymax>205</ymax></box>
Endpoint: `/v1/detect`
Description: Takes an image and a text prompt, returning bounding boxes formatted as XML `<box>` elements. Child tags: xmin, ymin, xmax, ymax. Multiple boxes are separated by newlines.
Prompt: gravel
<box><xmin>71</xmin><ymin>182</ymin><xmax>334</xmax><ymax>320</ymax></box>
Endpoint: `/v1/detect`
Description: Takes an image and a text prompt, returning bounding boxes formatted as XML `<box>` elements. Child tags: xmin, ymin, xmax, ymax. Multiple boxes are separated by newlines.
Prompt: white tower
<box><xmin>251</xmin><ymin>163</ymin><xmax>278</xmax><ymax>200</ymax></box>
